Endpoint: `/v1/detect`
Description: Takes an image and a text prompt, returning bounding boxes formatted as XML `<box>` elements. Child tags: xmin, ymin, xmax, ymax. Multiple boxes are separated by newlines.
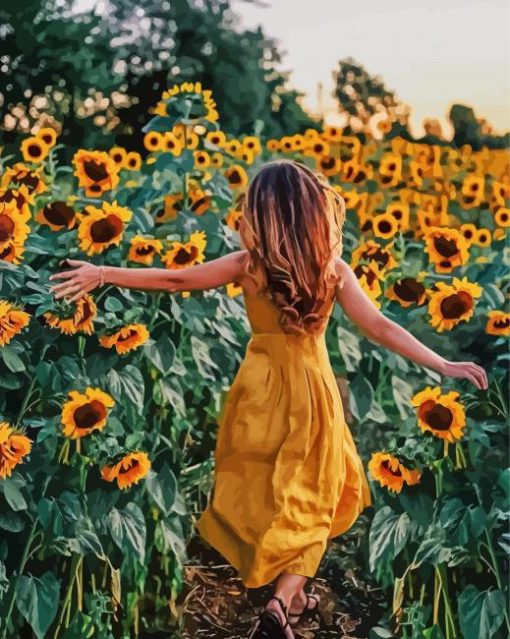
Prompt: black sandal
<box><xmin>288</xmin><ymin>593</ymin><xmax>320</xmax><ymax>625</ymax></box>
<box><xmin>248</xmin><ymin>595</ymin><xmax>293</xmax><ymax>639</ymax></box>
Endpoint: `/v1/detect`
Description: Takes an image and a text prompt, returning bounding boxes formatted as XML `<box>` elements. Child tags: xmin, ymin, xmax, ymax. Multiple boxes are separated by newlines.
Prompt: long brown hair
<box><xmin>238</xmin><ymin>159</ymin><xmax>346</xmax><ymax>335</ymax></box>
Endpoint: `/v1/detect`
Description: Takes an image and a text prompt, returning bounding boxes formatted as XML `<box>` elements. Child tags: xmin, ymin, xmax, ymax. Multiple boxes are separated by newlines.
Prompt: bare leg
<box><xmin>265</xmin><ymin>571</ymin><xmax>308</xmax><ymax>636</ymax></box>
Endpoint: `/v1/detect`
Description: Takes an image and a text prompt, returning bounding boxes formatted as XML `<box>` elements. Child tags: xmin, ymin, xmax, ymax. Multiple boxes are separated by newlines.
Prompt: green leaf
<box><xmin>72</xmin><ymin>517</ymin><xmax>106</xmax><ymax>560</ymax></box>
<box><xmin>15</xmin><ymin>572</ymin><xmax>60</xmax><ymax>639</ymax></box>
<box><xmin>145</xmin><ymin>464</ymin><xmax>177</xmax><ymax>515</ymax></box>
<box><xmin>61</xmin><ymin>611</ymin><xmax>95</xmax><ymax>639</ymax></box>
<box><xmin>369</xmin><ymin>506</ymin><xmax>412</xmax><ymax>571</ymax></box>
<box><xmin>2</xmin><ymin>476</ymin><xmax>28</xmax><ymax>511</ymax></box>
<box><xmin>0</xmin><ymin>347</ymin><xmax>25</xmax><ymax>373</ymax></box>
<box><xmin>336</xmin><ymin>325</ymin><xmax>361</xmax><ymax>373</ymax></box>
<box><xmin>458</xmin><ymin>586</ymin><xmax>505</xmax><ymax>639</ymax></box>
<box><xmin>144</xmin><ymin>334</ymin><xmax>176</xmax><ymax>374</ymax></box>
<box><xmin>350</xmin><ymin>371</ymin><xmax>374</xmax><ymax>420</ymax></box>
<box><xmin>0</xmin><ymin>511</ymin><xmax>25</xmax><ymax>533</ymax></box>
<box><xmin>391</xmin><ymin>375</ymin><xmax>414</xmax><ymax>420</ymax></box>
<box><xmin>107</xmin><ymin>365</ymin><xmax>145</xmax><ymax>413</ymax></box>
<box><xmin>107</xmin><ymin>503</ymin><xmax>146</xmax><ymax>563</ymax></box>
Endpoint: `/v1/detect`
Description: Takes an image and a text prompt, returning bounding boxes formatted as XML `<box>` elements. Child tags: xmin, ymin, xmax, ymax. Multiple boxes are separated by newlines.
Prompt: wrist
<box><xmin>438</xmin><ymin>358</ymin><xmax>450</xmax><ymax>375</ymax></box>
<box><xmin>98</xmin><ymin>265</ymin><xmax>106</xmax><ymax>287</ymax></box>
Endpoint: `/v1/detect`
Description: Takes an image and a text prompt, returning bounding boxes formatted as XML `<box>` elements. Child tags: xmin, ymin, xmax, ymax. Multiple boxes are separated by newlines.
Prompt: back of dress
<box><xmin>194</xmin><ymin>281</ymin><xmax>372</xmax><ymax>589</ymax></box>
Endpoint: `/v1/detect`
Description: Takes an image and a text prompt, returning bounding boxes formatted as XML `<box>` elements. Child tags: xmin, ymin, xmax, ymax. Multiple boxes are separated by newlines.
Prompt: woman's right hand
<box><xmin>441</xmin><ymin>360</ymin><xmax>489</xmax><ymax>390</ymax></box>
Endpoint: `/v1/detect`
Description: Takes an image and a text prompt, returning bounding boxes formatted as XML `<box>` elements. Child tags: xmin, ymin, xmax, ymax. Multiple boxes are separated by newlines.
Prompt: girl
<box><xmin>49</xmin><ymin>160</ymin><xmax>488</xmax><ymax>638</ymax></box>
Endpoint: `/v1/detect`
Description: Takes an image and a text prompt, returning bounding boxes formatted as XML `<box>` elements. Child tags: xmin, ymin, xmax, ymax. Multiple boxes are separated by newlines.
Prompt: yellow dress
<box><xmin>194</xmin><ymin>285</ymin><xmax>372</xmax><ymax>588</ymax></box>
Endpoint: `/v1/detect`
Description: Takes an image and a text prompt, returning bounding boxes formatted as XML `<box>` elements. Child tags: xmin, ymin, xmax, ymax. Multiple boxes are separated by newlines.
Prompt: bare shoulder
<box><xmin>334</xmin><ymin>256</ymin><xmax>354</xmax><ymax>281</ymax></box>
<box><xmin>230</xmin><ymin>248</ymin><xmax>250</xmax><ymax>284</ymax></box>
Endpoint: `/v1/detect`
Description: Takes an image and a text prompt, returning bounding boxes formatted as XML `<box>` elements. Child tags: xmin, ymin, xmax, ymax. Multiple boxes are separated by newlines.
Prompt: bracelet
<box><xmin>99</xmin><ymin>265</ymin><xmax>105</xmax><ymax>287</ymax></box>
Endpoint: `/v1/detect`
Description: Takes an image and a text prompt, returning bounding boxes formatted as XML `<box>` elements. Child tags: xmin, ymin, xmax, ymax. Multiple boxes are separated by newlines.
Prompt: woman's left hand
<box><xmin>49</xmin><ymin>259</ymin><xmax>101</xmax><ymax>303</ymax></box>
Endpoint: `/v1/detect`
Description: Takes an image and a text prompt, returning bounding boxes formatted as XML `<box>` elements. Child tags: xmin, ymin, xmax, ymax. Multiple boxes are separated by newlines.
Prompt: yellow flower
<box><xmin>108</xmin><ymin>146</ymin><xmax>128</xmax><ymax>168</ymax></box>
<box><xmin>20</xmin><ymin>137</ymin><xmax>50</xmax><ymax>164</ymax></box>
<box><xmin>471</xmin><ymin>228</ymin><xmax>492</xmax><ymax>248</ymax></box>
<box><xmin>486</xmin><ymin>310</ymin><xmax>510</xmax><ymax>337</ymax></box>
<box><xmin>99</xmin><ymin>323</ymin><xmax>150</xmax><ymax>355</ymax></box>
<box><xmin>35</xmin><ymin>201</ymin><xmax>77</xmax><ymax>230</ymax></box>
<box><xmin>0</xmin><ymin>301</ymin><xmax>30</xmax><ymax>346</ymax></box>
<box><xmin>1</xmin><ymin>163</ymin><xmax>47</xmax><ymax>196</ymax></box>
<box><xmin>224</xmin><ymin>207</ymin><xmax>243</xmax><ymax>232</ymax></box>
<box><xmin>459</xmin><ymin>223</ymin><xmax>477</xmax><ymax>244</ymax></box>
<box><xmin>386</xmin><ymin>278</ymin><xmax>427</xmax><ymax>307</ymax></box>
<box><xmin>368</xmin><ymin>452</ymin><xmax>421</xmax><ymax>494</ymax></box>
<box><xmin>128</xmin><ymin>236</ymin><xmax>163</xmax><ymax>265</ymax></box>
<box><xmin>495</xmin><ymin>207</ymin><xmax>510</xmax><ymax>228</ymax></box>
<box><xmin>242</xmin><ymin>136</ymin><xmax>262</xmax><ymax>155</ymax></box>
<box><xmin>317</xmin><ymin>155</ymin><xmax>341</xmax><ymax>177</ymax></box>
<box><xmin>157</xmin><ymin>193</ymin><xmax>184</xmax><ymax>224</ymax></box>
<box><xmin>206</xmin><ymin>131</ymin><xmax>226</xmax><ymax>147</ymax></box>
<box><xmin>61</xmin><ymin>387</ymin><xmax>115</xmax><ymax>439</ymax></box>
<box><xmin>44</xmin><ymin>294</ymin><xmax>97</xmax><ymax>335</ymax></box>
<box><xmin>162</xmin><ymin>230</ymin><xmax>207</xmax><ymax>269</ymax></box>
<box><xmin>427</xmin><ymin>276</ymin><xmax>482</xmax><ymax>332</ymax></box>
<box><xmin>125</xmin><ymin>152</ymin><xmax>142</xmax><ymax>171</ymax></box>
<box><xmin>77</xmin><ymin>201</ymin><xmax>132</xmax><ymax>255</ymax></box>
<box><xmin>161</xmin><ymin>133</ymin><xmax>183</xmax><ymax>156</ymax></box>
<box><xmin>154</xmin><ymin>81</ymin><xmax>219</xmax><ymax>124</ymax></box>
<box><xmin>352</xmin><ymin>260</ymin><xmax>385</xmax><ymax>308</ymax></box>
<box><xmin>411</xmin><ymin>386</ymin><xmax>466</xmax><ymax>442</ymax></box>
<box><xmin>143</xmin><ymin>131</ymin><xmax>165</xmax><ymax>152</ymax></box>
<box><xmin>351</xmin><ymin>240</ymin><xmax>397</xmax><ymax>272</ymax></box>
<box><xmin>226</xmin><ymin>282</ymin><xmax>243</xmax><ymax>297</ymax></box>
<box><xmin>225</xmin><ymin>165</ymin><xmax>249</xmax><ymax>190</ymax></box>
<box><xmin>100</xmin><ymin>451</ymin><xmax>151</xmax><ymax>490</ymax></box>
<box><xmin>373</xmin><ymin>213</ymin><xmax>400</xmax><ymax>240</ymax></box>
<box><xmin>72</xmin><ymin>149</ymin><xmax>120</xmax><ymax>197</ymax></box>
<box><xmin>0</xmin><ymin>422</ymin><xmax>32</xmax><ymax>479</ymax></box>
<box><xmin>36</xmin><ymin>127</ymin><xmax>58</xmax><ymax>148</ymax></box>
<box><xmin>194</xmin><ymin>150</ymin><xmax>211</xmax><ymax>169</ymax></box>
<box><xmin>423</xmin><ymin>226</ymin><xmax>470</xmax><ymax>273</ymax></box>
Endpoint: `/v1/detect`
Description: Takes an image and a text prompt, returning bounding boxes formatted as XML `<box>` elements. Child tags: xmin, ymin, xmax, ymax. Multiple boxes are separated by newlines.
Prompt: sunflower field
<box><xmin>0</xmin><ymin>81</ymin><xmax>509</xmax><ymax>639</ymax></box>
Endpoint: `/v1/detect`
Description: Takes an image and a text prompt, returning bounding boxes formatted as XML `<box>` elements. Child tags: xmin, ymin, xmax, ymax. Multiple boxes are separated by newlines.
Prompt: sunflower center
<box><xmin>363</xmin><ymin>248</ymin><xmax>389</xmax><ymax>268</ymax></box>
<box><xmin>494</xmin><ymin>318</ymin><xmax>510</xmax><ymax>329</ymax></box>
<box><xmin>0</xmin><ymin>245</ymin><xmax>13</xmax><ymax>259</ymax></box>
<box><xmin>74</xmin><ymin>400</ymin><xmax>106</xmax><ymax>429</ymax></box>
<box><xmin>377</xmin><ymin>219</ymin><xmax>392</xmax><ymax>234</ymax></box>
<box><xmin>13</xmin><ymin>173</ymin><xmax>39</xmax><ymax>191</ymax></box>
<box><xmin>0</xmin><ymin>214</ymin><xmax>15</xmax><ymax>242</ymax></box>
<box><xmin>83</xmin><ymin>160</ymin><xmax>108</xmax><ymax>182</ymax></box>
<box><xmin>136</xmin><ymin>245</ymin><xmax>155</xmax><ymax>256</ymax></box>
<box><xmin>79</xmin><ymin>300</ymin><xmax>92</xmax><ymax>322</ymax></box>
<box><xmin>381</xmin><ymin>460</ymin><xmax>402</xmax><ymax>476</ymax></box>
<box><xmin>117</xmin><ymin>329</ymin><xmax>138</xmax><ymax>342</ymax></box>
<box><xmin>28</xmin><ymin>144</ymin><xmax>43</xmax><ymax>158</ymax></box>
<box><xmin>90</xmin><ymin>214</ymin><xmax>123</xmax><ymax>243</ymax></box>
<box><xmin>120</xmin><ymin>459</ymin><xmax>139</xmax><ymax>474</ymax></box>
<box><xmin>174</xmin><ymin>246</ymin><xmax>198</xmax><ymax>265</ymax></box>
<box><xmin>434</xmin><ymin>236</ymin><xmax>459</xmax><ymax>258</ymax></box>
<box><xmin>44</xmin><ymin>202</ymin><xmax>75</xmax><ymax>226</ymax></box>
<box><xmin>394</xmin><ymin>278</ymin><xmax>425</xmax><ymax>302</ymax></box>
<box><xmin>440</xmin><ymin>291</ymin><xmax>472</xmax><ymax>319</ymax></box>
<box><xmin>228</xmin><ymin>170</ymin><xmax>242</xmax><ymax>185</ymax></box>
<box><xmin>424</xmin><ymin>404</ymin><xmax>453</xmax><ymax>431</ymax></box>
<box><xmin>322</xmin><ymin>158</ymin><xmax>336</xmax><ymax>170</ymax></box>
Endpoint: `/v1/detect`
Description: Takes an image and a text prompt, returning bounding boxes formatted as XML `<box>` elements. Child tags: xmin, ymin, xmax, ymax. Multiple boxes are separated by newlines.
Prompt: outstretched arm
<box><xmin>49</xmin><ymin>250</ymin><xmax>248</xmax><ymax>302</ymax></box>
<box><xmin>334</xmin><ymin>258</ymin><xmax>488</xmax><ymax>390</ymax></box>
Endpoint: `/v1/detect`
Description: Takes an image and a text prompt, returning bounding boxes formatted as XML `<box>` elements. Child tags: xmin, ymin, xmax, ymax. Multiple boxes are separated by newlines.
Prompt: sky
<box><xmin>230</xmin><ymin>0</ymin><xmax>510</xmax><ymax>137</ymax></box>
<box><xmin>75</xmin><ymin>0</ymin><xmax>510</xmax><ymax>138</ymax></box>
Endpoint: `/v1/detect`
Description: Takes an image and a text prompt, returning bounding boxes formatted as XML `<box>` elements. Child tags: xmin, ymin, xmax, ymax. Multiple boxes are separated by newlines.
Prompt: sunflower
<box><xmin>162</xmin><ymin>230</ymin><xmax>207</xmax><ymax>269</ymax></box>
<box><xmin>386</xmin><ymin>202</ymin><xmax>410</xmax><ymax>231</ymax></box>
<box><xmin>44</xmin><ymin>295</ymin><xmax>96</xmax><ymax>336</ymax></box>
<box><xmin>378</xmin><ymin>153</ymin><xmax>402</xmax><ymax>187</ymax></box>
<box><xmin>242</xmin><ymin>136</ymin><xmax>262</xmax><ymax>154</ymax></box>
<box><xmin>100</xmin><ymin>451</ymin><xmax>151</xmax><ymax>490</ymax></box>
<box><xmin>239</xmin><ymin>148</ymin><xmax>255</xmax><ymax>165</ymax></box>
<box><xmin>108</xmin><ymin>146</ymin><xmax>128</xmax><ymax>168</ymax></box>
<box><xmin>290</xmin><ymin>135</ymin><xmax>306</xmax><ymax>152</ymax></box>
<box><xmin>0</xmin><ymin>207</ymin><xmax>30</xmax><ymax>248</ymax></box>
<box><xmin>194</xmin><ymin>150</ymin><xmax>211</xmax><ymax>170</ymax></box>
<box><xmin>226</xmin><ymin>281</ymin><xmax>243</xmax><ymax>297</ymax></box>
<box><xmin>459</xmin><ymin>223</ymin><xmax>477</xmax><ymax>244</ymax></box>
<box><xmin>0</xmin><ymin>184</ymin><xmax>33</xmax><ymax>221</ymax></box>
<box><xmin>20</xmin><ymin>137</ymin><xmax>50</xmax><ymax>164</ymax></box>
<box><xmin>99</xmin><ymin>323</ymin><xmax>150</xmax><ymax>355</ymax></box>
<box><xmin>386</xmin><ymin>278</ymin><xmax>427</xmax><ymax>307</ymax></box>
<box><xmin>351</xmin><ymin>240</ymin><xmax>397</xmax><ymax>272</ymax></box>
<box><xmin>128</xmin><ymin>236</ymin><xmax>163</xmax><ymax>265</ymax></box>
<box><xmin>189</xmin><ymin>185</ymin><xmax>212</xmax><ymax>216</ymax></box>
<box><xmin>36</xmin><ymin>127</ymin><xmax>58</xmax><ymax>147</ymax></box>
<box><xmin>36</xmin><ymin>201</ymin><xmax>76</xmax><ymax>230</ymax></box>
<box><xmin>72</xmin><ymin>149</ymin><xmax>120</xmax><ymax>197</ymax></box>
<box><xmin>161</xmin><ymin>133</ymin><xmax>183</xmax><ymax>156</ymax></box>
<box><xmin>472</xmin><ymin>228</ymin><xmax>492</xmax><ymax>248</ymax></box>
<box><xmin>210</xmin><ymin>152</ymin><xmax>224</xmax><ymax>168</ymax></box>
<box><xmin>0</xmin><ymin>242</ymin><xmax>25</xmax><ymax>264</ymax></box>
<box><xmin>278</xmin><ymin>136</ymin><xmax>294</xmax><ymax>153</ymax></box>
<box><xmin>486</xmin><ymin>310</ymin><xmax>510</xmax><ymax>337</ymax></box>
<box><xmin>340</xmin><ymin>160</ymin><xmax>371</xmax><ymax>184</ymax></box>
<box><xmin>206</xmin><ymin>131</ymin><xmax>227</xmax><ymax>147</ymax></box>
<box><xmin>0</xmin><ymin>422</ymin><xmax>32</xmax><ymax>479</ymax></box>
<box><xmin>266</xmin><ymin>139</ymin><xmax>280</xmax><ymax>152</ymax></box>
<box><xmin>61</xmin><ymin>387</ymin><xmax>115</xmax><ymax>439</ymax></box>
<box><xmin>427</xmin><ymin>277</ymin><xmax>482</xmax><ymax>332</ymax></box>
<box><xmin>78</xmin><ymin>201</ymin><xmax>132</xmax><ymax>255</ymax></box>
<box><xmin>124</xmin><ymin>152</ymin><xmax>142</xmax><ymax>171</ymax></box>
<box><xmin>224</xmin><ymin>207</ymin><xmax>243</xmax><ymax>232</ymax></box>
<box><xmin>411</xmin><ymin>386</ymin><xmax>466</xmax><ymax>442</ymax></box>
<box><xmin>323</xmin><ymin>125</ymin><xmax>343</xmax><ymax>142</ymax></box>
<box><xmin>1</xmin><ymin>163</ymin><xmax>47</xmax><ymax>196</ymax></box>
<box><xmin>143</xmin><ymin>131</ymin><xmax>165</xmax><ymax>152</ymax></box>
<box><xmin>460</xmin><ymin>175</ymin><xmax>484</xmax><ymax>209</ymax></box>
<box><xmin>373</xmin><ymin>213</ymin><xmax>399</xmax><ymax>239</ymax></box>
<box><xmin>495</xmin><ymin>207</ymin><xmax>510</xmax><ymax>228</ymax></box>
<box><xmin>153</xmin><ymin>81</ymin><xmax>219</xmax><ymax>124</ymax></box>
<box><xmin>0</xmin><ymin>301</ymin><xmax>30</xmax><ymax>346</ymax></box>
<box><xmin>317</xmin><ymin>155</ymin><xmax>341</xmax><ymax>177</ymax></box>
<box><xmin>353</xmin><ymin>261</ymin><xmax>385</xmax><ymax>307</ymax></box>
<box><xmin>304</xmin><ymin>138</ymin><xmax>330</xmax><ymax>159</ymax></box>
<box><xmin>225</xmin><ymin>165</ymin><xmax>249</xmax><ymax>190</ymax></box>
<box><xmin>368</xmin><ymin>452</ymin><xmax>421</xmax><ymax>494</ymax></box>
<box><xmin>157</xmin><ymin>193</ymin><xmax>184</xmax><ymax>223</ymax></box>
<box><xmin>423</xmin><ymin>226</ymin><xmax>470</xmax><ymax>273</ymax></box>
